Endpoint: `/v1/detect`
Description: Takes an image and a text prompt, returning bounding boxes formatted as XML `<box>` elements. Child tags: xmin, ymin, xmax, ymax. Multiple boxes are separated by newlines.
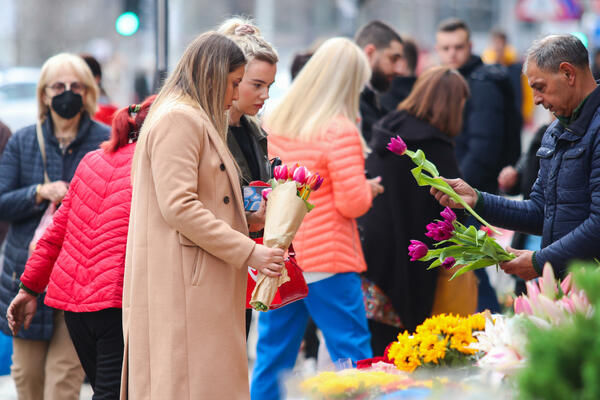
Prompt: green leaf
<box><xmin>420</xmin><ymin>248</ymin><xmax>445</xmax><ymax>261</ymax></box>
<box><xmin>440</xmin><ymin>245</ymin><xmax>468</xmax><ymax>260</ymax></box>
<box><xmin>427</xmin><ymin>258</ymin><xmax>443</xmax><ymax>270</ymax></box>
<box><xmin>480</xmin><ymin>237</ymin><xmax>498</xmax><ymax>259</ymax></box>
<box><xmin>450</xmin><ymin>258</ymin><xmax>498</xmax><ymax>280</ymax></box>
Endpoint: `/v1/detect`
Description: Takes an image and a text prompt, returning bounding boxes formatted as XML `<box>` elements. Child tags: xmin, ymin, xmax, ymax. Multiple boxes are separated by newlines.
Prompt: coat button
<box><xmin>220</xmin><ymin>163</ymin><xmax>225</xmax><ymax>171</ymax></box>
<box><xmin>223</xmin><ymin>196</ymin><xmax>230</xmax><ymax>204</ymax></box>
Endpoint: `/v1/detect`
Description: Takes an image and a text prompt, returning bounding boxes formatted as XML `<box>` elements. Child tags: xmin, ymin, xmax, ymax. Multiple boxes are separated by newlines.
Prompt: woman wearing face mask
<box><xmin>0</xmin><ymin>53</ymin><xmax>109</xmax><ymax>400</ymax></box>
<box><xmin>122</xmin><ymin>32</ymin><xmax>284</xmax><ymax>399</ymax></box>
<box><xmin>217</xmin><ymin>17</ymin><xmax>278</xmax><ymax>337</ymax></box>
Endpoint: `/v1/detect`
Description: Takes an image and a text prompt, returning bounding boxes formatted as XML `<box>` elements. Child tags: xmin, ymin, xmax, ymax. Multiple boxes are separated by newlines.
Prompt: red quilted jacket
<box><xmin>20</xmin><ymin>143</ymin><xmax>135</xmax><ymax>312</ymax></box>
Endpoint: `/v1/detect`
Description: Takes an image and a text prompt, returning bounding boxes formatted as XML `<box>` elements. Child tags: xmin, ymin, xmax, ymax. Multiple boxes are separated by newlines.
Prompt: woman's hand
<box><xmin>247</xmin><ymin>198</ymin><xmax>266</xmax><ymax>232</ymax></box>
<box><xmin>246</xmin><ymin>244</ymin><xmax>285</xmax><ymax>278</ymax></box>
<box><xmin>6</xmin><ymin>289</ymin><xmax>38</xmax><ymax>335</ymax></box>
<box><xmin>368</xmin><ymin>176</ymin><xmax>384</xmax><ymax>199</ymax></box>
<box><xmin>36</xmin><ymin>181</ymin><xmax>69</xmax><ymax>204</ymax></box>
<box><xmin>429</xmin><ymin>177</ymin><xmax>477</xmax><ymax>209</ymax></box>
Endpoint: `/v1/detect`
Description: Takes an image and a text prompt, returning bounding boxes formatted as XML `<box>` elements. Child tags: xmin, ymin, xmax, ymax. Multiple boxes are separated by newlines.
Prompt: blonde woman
<box><xmin>0</xmin><ymin>53</ymin><xmax>109</xmax><ymax>400</ymax></box>
<box><xmin>251</xmin><ymin>37</ymin><xmax>384</xmax><ymax>400</ymax></box>
<box><xmin>218</xmin><ymin>17</ymin><xmax>278</xmax><ymax>337</ymax></box>
<box><xmin>122</xmin><ymin>32</ymin><xmax>284</xmax><ymax>399</ymax></box>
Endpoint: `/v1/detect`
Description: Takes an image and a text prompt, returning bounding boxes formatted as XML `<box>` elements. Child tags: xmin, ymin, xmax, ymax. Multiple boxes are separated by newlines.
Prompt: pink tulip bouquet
<box><xmin>249</xmin><ymin>163</ymin><xmax>323</xmax><ymax>311</ymax></box>
<box><xmin>387</xmin><ymin>136</ymin><xmax>499</xmax><ymax>234</ymax></box>
<box><xmin>408</xmin><ymin>207</ymin><xmax>515</xmax><ymax>280</ymax></box>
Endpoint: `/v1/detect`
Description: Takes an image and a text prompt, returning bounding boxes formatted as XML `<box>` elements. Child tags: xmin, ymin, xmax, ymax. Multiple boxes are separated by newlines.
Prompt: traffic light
<box><xmin>116</xmin><ymin>0</ymin><xmax>140</xmax><ymax>36</ymax></box>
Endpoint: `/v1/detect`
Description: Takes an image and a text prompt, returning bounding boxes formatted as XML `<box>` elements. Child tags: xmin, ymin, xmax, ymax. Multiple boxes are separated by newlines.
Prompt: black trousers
<box><xmin>64</xmin><ymin>308</ymin><xmax>124</xmax><ymax>400</ymax></box>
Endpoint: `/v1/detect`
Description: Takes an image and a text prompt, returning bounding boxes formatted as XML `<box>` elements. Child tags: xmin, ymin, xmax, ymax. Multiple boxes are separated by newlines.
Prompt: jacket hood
<box><xmin>369</xmin><ymin>110</ymin><xmax>452</xmax><ymax>155</ymax></box>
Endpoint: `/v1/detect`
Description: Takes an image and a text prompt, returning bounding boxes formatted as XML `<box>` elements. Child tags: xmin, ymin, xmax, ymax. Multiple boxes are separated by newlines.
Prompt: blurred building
<box><xmin>0</xmin><ymin>0</ymin><xmax>595</xmax><ymax>109</ymax></box>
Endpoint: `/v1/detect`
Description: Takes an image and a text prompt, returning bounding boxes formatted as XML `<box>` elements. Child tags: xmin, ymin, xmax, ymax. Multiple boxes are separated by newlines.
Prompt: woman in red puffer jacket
<box><xmin>6</xmin><ymin>95</ymin><xmax>155</xmax><ymax>399</ymax></box>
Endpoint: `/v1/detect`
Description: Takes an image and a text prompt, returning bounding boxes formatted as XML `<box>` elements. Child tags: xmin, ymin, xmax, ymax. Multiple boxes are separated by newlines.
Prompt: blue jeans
<box><xmin>250</xmin><ymin>272</ymin><xmax>372</xmax><ymax>400</ymax></box>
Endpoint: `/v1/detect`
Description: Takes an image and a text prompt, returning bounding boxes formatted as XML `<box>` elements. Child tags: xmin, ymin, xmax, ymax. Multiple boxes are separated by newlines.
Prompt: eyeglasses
<box><xmin>46</xmin><ymin>81</ymin><xmax>85</xmax><ymax>95</ymax></box>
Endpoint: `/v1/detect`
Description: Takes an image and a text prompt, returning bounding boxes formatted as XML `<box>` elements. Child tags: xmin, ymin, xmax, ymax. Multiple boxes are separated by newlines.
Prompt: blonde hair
<box><xmin>265</xmin><ymin>37</ymin><xmax>370</xmax><ymax>146</ymax></box>
<box><xmin>36</xmin><ymin>53</ymin><xmax>98</xmax><ymax>121</ymax></box>
<box><xmin>217</xmin><ymin>17</ymin><xmax>278</xmax><ymax>64</ymax></box>
<box><xmin>142</xmin><ymin>31</ymin><xmax>246</xmax><ymax>142</ymax></box>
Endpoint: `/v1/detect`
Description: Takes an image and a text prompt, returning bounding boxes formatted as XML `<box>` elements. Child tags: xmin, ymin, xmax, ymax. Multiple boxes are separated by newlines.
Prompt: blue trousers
<box><xmin>250</xmin><ymin>272</ymin><xmax>372</xmax><ymax>400</ymax></box>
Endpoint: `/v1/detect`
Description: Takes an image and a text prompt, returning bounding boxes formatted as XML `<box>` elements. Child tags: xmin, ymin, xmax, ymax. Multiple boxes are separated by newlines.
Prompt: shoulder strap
<box><xmin>36</xmin><ymin>121</ymin><xmax>50</xmax><ymax>184</ymax></box>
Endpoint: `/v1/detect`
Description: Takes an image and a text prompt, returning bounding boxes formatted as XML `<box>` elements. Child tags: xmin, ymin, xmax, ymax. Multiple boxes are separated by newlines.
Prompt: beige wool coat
<box><xmin>121</xmin><ymin>100</ymin><xmax>256</xmax><ymax>399</ymax></box>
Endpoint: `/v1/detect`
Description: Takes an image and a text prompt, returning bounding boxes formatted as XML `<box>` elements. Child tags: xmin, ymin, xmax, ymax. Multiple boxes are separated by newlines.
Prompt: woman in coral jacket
<box><xmin>251</xmin><ymin>37</ymin><xmax>384</xmax><ymax>400</ymax></box>
<box><xmin>6</xmin><ymin>95</ymin><xmax>155</xmax><ymax>399</ymax></box>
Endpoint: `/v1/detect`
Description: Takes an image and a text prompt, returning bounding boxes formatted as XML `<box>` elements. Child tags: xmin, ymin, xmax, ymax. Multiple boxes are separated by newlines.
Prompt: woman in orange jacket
<box><xmin>251</xmin><ymin>37</ymin><xmax>384</xmax><ymax>400</ymax></box>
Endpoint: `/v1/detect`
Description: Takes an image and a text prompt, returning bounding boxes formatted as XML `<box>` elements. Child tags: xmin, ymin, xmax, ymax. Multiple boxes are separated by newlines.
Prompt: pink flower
<box><xmin>386</xmin><ymin>136</ymin><xmax>407</xmax><ymax>155</ymax></box>
<box><xmin>293</xmin><ymin>166</ymin><xmax>308</xmax><ymax>185</ymax></box>
<box><xmin>288</xmin><ymin>163</ymin><xmax>300</xmax><ymax>180</ymax></box>
<box><xmin>408</xmin><ymin>240</ymin><xmax>428</xmax><ymax>261</ymax></box>
<box><xmin>273</xmin><ymin>165</ymin><xmax>288</xmax><ymax>181</ymax></box>
<box><xmin>514</xmin><ymin>296</ymin><xmax>532</xmax><ymax>315</ymax></box>
<box><xmin>425</xmin><ymin>220</ymin><xmax>454</xmax><ymax>241</ymax></box>
<box><xmin>440</xmin><ymin>207</ymin><xmax>456</xmax><ymax>223</ymax></box>
<box><xmin>261</xmin><ymin>188</ymin><xmax>272</xmax><ymax>201</ymax></box>
<box><xmin>560</xmin><ymin>274</ymin><xmax>572</xmax><ymax>295</ymax></box>
<box><xmin>441</xmin><ymin>257</ymin><xmax>456</xmax><ymax>270</ymax></box>
<box><xmin>306</xmin><ymin>173</ymin><xmax>324</xmax><ymax>191</ymax></box>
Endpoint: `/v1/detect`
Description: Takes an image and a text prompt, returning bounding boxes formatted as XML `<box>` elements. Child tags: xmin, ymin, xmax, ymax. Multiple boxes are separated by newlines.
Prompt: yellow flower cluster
<box><xmin>387</xmin><ymin>313</ymin><xmax>485</xmax><ymax>372</ymax></box>
<box><xmin>300</xmin><ymin>369</ymin><xmax>434</xmax><ymax>399</ymax></box>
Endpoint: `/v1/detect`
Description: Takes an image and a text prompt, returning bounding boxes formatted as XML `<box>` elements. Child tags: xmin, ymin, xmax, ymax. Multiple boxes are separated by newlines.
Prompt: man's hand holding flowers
<box><xmin>500</xmin><ymin>247</ymin><xmax>537</xmax><ymax>281</ymax></box>
<box><xmin>429</xmin><ymin>177</ymin><xmax>478</xmax><ymax>210</ymax></box>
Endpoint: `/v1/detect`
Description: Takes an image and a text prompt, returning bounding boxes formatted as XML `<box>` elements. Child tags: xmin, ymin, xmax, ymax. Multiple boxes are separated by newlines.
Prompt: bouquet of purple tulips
<box><xmin>387</xmin><ymin>135</ymin><xmax>515</xmax><ymax>279</ymax></box>
<box><xmin>408</xmin><ymin>207</ymin><xmax>515</xmax><ymax>280</ymax></box>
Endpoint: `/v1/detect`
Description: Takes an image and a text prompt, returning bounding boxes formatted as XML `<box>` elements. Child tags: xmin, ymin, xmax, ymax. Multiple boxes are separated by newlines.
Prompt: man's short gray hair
<box><xmin>524</xmin><ymin>34</ymin><xmax>589</xmax><ymax>73</ymax></box>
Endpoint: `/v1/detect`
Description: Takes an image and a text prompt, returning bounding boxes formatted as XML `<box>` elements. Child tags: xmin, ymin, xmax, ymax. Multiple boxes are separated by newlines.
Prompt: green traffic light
<box><xmin>116</xmin><ymin>11</ymin><xmax>140</xmax><ymax>36</ymax></box>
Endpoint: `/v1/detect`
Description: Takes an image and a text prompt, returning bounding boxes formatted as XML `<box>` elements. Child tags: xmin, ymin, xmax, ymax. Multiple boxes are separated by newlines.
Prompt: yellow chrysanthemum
<box><xmin>418</xmin><ymin>335</ymin><xmax>447</xmax><ymax>364</ymax></box>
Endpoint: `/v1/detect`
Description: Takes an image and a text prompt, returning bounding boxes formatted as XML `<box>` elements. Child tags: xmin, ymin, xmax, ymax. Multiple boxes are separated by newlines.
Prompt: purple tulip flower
<box><xmin>440</xmin><ymin>207</ymin><xmax>456</xmax><ymax>223</ymax></box>
<box><xmin>408</xmin><ymin>240</ymin><xmax>429</xmax><ymax>261</ymax></box>
<box><xmin>441</xmin><ymin>257</ymin><xmax>456</xmax><ymax>270</ymax></box>
<box><xmin>386</xmin><ymin>136</ymin><xmax>407</xmax><ymax>155</ymax></box>
<box><xmin>425</xmin><ymin>220</ymin><xmax>454</xmax><ymax>241</ymax></box>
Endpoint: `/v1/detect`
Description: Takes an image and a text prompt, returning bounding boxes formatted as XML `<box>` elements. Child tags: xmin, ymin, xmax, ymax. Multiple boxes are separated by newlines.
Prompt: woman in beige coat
<box><xmin>121</xmin><ymin>32</ymin><xmax>284</xmax><ymax>400</ymax></box>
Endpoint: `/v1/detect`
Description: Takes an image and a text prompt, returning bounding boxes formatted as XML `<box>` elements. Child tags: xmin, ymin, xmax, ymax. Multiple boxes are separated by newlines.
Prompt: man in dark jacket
<box><xmin>355</xmin><ymin>21</ymin><xmax>404</xmax><ymax>142</ymax></box>
<box><xmin>432</xmin><ymin>34</ymin><xmax>600</xmax><ymax>280</ymax></box>
<box><xmin>381</xmin><ymin>38</ymin><xmax>419</xmax><ymax>113</ymax></box>
<box><xmin>436</xmin><ymin>19</ymin><xmax>513</xmax><ymax>195</ymax></box>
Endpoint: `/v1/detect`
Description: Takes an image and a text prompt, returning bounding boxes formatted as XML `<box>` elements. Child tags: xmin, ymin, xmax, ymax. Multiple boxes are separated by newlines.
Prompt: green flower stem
<box><xmin>404</xmin><ymin>149</ymin><xmax>501</xmax><ymax>235</ymax></box>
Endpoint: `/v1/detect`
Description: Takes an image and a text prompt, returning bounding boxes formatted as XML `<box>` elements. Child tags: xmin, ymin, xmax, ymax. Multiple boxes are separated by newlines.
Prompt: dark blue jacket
<box><xmin>456</xmin><ymin>55</ymin><xmax>507</xmax><ymax>194</ymax></box>
<box><xmin>479</xmin><ymin>85</ymin><xmax>600</xmax><ymax>277</ymax></box>
<box><xmin>0</xmin><ymin>113</ymin><xmax>108</xmax><ymax>340</ymax></box>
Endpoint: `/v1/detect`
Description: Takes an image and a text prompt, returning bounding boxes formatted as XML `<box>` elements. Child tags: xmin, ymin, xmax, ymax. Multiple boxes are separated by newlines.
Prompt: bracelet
<box><xmin>35</xmin><ymin>184</ymin><xmax>42</xmax><ymax>195</ymax></box>
<box><xmin>19</xmin><ymin>282</ymin><xmax>40</xmax><ymax>297</ymax></box>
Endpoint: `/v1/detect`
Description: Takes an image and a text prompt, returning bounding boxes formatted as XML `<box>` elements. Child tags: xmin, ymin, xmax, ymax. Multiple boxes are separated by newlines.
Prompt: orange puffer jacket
<box><xmin>267</xmin><ymin>115</ymin><xmax>373</xmax><ymax>273</ymax></box>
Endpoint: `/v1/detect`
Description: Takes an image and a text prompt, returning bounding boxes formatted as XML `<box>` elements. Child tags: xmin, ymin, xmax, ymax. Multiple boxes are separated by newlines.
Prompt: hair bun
<box><xmin>234</xmin><ymin>24</ymin><xmax>256</xmax><ymax>36</ymax></box>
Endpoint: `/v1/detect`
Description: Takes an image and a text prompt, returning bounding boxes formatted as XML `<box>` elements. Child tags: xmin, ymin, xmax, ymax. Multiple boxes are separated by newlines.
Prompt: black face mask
<box><xmin>51</xmin><ymin>90</ymin><xmax>83</xmax><ymax>119</ymax></box>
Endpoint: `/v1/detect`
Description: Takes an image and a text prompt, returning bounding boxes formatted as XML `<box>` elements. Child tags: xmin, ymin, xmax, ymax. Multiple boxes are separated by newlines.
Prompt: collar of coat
<box><xmin>42</xmin><ymin>111</ymin><xmax>93</xmax><ymax>148</ymax></box>
<box><xmin>188</xmin><ymin>104</ymin><xmax>247</xmax><ymax>217</ymax></box>
<box><xmin>558</xmin><ymin>85</ymin><xmax>600</xmax><ymax>137</ymax></box>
